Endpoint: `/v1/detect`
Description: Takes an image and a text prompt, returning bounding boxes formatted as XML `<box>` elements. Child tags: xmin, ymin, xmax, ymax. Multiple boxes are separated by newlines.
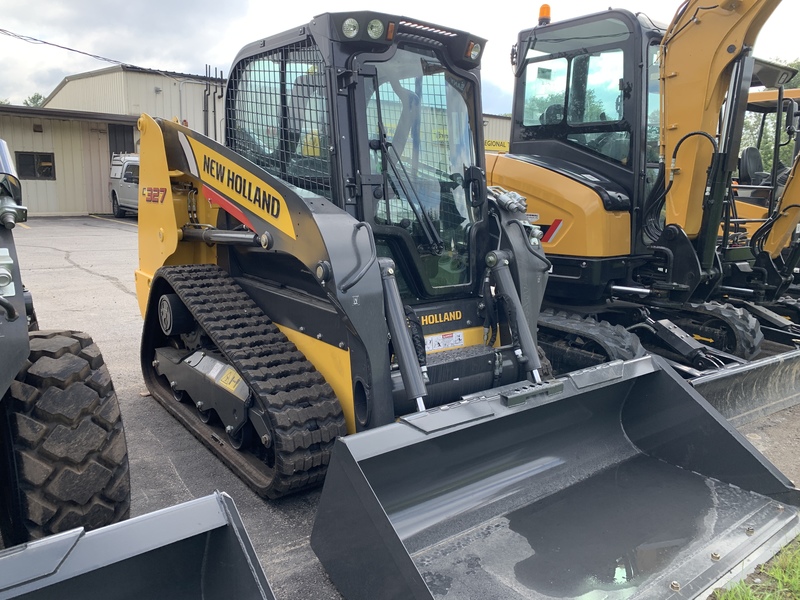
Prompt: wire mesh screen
<box><xmin>227</xmin><ymin>41</ymin><xmax>333</xmax><ymax>201</ymax></box>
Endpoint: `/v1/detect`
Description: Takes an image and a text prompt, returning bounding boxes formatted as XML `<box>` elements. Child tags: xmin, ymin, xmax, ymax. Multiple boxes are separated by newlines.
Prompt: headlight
<box><xmin>342</xmin><ymin>18</ymin><xmax>360</xmax><ymax>39</ymax></box>
<box><xmin>366</xmin><ymin>19</ymin><xmax>385</xmax><ymax>39</ymax></box>
<box><xmin>469</xmin><ymin>43</ymin><xmax>481</xmax><ymax>60</ymax></box>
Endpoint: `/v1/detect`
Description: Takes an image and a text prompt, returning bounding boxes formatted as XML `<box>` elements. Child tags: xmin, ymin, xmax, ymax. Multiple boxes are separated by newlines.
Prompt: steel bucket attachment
<box><xmin>692</xmin><ymin>348</ymin><xmax>800</xmax><ymax>427</ymax></box>
<box><xmin>312</xmin><ymin>356</ymin><xmax>800</xmax><ymax>600</ymax></box>
<box><xmin>0</xmin><ymin>493</ymin><xmax>275</xmax><ymax>600</ymax></box>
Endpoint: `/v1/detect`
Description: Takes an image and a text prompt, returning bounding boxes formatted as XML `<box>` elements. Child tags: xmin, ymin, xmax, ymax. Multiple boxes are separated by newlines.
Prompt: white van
<box><xmin>109</xmin><ymin>154</ymin><xmax>139</xmax><ymax>217</ymax></box>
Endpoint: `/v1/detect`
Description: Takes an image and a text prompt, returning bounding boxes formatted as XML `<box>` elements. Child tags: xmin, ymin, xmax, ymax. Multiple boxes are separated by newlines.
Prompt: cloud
<box><xmin>0</xmin><ymin>0</ymin><xmax>247</xmax><ymax>103</ymax></box>
<box><xmin>0</xmin><ymin>1</ymin><xmax>798</xmax><ymax>105</ymax></box>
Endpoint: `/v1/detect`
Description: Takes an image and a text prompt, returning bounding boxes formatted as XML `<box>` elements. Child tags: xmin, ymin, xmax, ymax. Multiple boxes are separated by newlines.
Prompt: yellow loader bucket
<box><xmin>312</xmin><ymin>356</ymin><xmax>800</xmax><ymax>600</ymax></box>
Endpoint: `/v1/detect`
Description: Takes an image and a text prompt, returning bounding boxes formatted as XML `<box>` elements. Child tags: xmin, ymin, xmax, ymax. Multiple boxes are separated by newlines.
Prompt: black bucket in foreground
<box><xmin>311</xmin><ymin>356</ymin><xmax>800</xmax><ymax>600</ymax></box>
<box><xmin>0</xmin><ymin>493</ymin><xmax>275</xmax><ymax>600</ymax></box>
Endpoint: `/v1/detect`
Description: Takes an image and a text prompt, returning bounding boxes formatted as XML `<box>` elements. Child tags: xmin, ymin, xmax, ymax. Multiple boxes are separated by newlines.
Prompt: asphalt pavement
<box><xmin>12</xmin><ymin>215</ymin><xmax>800</xmax><ymax>599</ymax></box>
<box><xmin>14</xmin><ymin>215</ymin><xmax>341</xmax><ymax>600</ymax></box>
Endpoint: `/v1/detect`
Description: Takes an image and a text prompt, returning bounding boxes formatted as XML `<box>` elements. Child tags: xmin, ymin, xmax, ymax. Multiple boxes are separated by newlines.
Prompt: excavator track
<box><xmin>664</xmin><ymin>301</ymin><xmax>763</xmax><ymax>359</ymax></box>
<box><xmin>146</xmin><ymin>265</ymin><xmax>347</xmax><ymax>499</ymax></box>
<box><xmin>537</xmin><ymin>309</ymin><xmax>645</xmax><ymax>374</ymax></box>
<box><xmin>772</xmin><ymin>296</ymin><xmax>800</xmax><ymax>323</ymax></box>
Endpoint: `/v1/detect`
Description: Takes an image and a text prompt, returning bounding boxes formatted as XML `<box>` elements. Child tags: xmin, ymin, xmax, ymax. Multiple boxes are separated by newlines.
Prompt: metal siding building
<box><xmin>45</xmin><ymin>70</ymin><xmax>128</xmax><ymax>115</ymax></box>
<box><xmin>0</xmin><ymin>65</ymin><xmax>225</xmax><ymax>216</ymax></box>
<box><xmin>483</xmin><ymin>114</ymin><xmax>511</xmax><ymax>153</ymax></box>
<box><xmin>45</xmin><ymin>65</ymin><xmax>226</xmax><ymax>143</ymax></box>
<box><xmin>0</xmin><ymin>106</ymin><xmax>137</xmax><ymax>215</ymax></box>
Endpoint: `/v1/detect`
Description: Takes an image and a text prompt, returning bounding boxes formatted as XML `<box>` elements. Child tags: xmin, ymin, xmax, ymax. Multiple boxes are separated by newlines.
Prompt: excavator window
<box><xmin>363</xmin><ymin>45</ymin><xmax>478</xmax><ymax>294</ymax></box>
<box><xmin>644</xmin><ymin>43</ymin><xmax>662</xmax><ymax>200</ymax></box>
<box><xmin>519</xmin><ymin>17</ymin><xmax>632</xmax><ymax>165</ymax></box>
<box><xmin>228</xmin><ymin>42</ymin><xmax>334</xmax><ymax>201</ymax></box>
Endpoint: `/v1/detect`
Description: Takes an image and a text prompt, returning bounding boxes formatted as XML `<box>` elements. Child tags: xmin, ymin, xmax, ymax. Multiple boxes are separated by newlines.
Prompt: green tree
<box><xmin>783</xmin><ymin>58</ymin><xmax>800</xmax><ymax>90</ymax></box>
<box><xmin>0</xmin><ymin>98</ymin><xmax>9</xmax><ymax>105</ymax></box>
<box><xmin>23</xmin><ymin>93</ymin><xmax>45</xmax><ymax>107</ymax></box>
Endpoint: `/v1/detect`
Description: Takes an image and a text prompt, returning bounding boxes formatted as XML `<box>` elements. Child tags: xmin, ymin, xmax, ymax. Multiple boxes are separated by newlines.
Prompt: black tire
<box><xmin>111</xmin><ymin>193</ymin><xmax>125</xmax><ymax>218</ymax></box>
<box><xmin>1</xmin><ymin>331</ymin><xmax>130</xmax><ymax>545</ymax></box>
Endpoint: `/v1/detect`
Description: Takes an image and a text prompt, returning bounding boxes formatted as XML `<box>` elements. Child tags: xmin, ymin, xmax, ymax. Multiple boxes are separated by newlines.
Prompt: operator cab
<box><xmin>226</xmin><ymin>13</ymin><xmax>487</xmax><ymax>301</ymax></box>
<box><xmin>510</xmin><ymin>9</ymin><xmax>665</xmax><ymax>255</ymax></box>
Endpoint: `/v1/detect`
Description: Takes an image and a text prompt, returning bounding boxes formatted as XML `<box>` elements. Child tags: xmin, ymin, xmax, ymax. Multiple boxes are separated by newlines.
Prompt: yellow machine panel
<box><xmin>487</xmin><ymin>153</ymin><xmax>631</xmax><ymax>257</ymax></box>
<box><xmin>135</xmin><ymin>115</ymin><xmax>218</xmax><ymax>317</ymax></box>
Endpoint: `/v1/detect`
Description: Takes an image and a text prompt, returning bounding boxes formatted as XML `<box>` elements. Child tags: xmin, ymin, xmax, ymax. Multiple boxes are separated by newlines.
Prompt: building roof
<box><xmin>0</xmin><ymin>103</ymin><xmax>138</xmax><ymax>125</ymax></box>
<box><xmin>43</xmin><ymin>64</ymin><xmax>226</xmax><ymax>107</ymax></box>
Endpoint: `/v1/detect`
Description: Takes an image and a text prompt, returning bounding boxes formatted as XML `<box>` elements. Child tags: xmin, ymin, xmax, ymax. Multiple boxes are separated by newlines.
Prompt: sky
<box><xmin>0</xmin><ymin>0</ymin><xmax>798</xmax><ymax>115</ymax></box>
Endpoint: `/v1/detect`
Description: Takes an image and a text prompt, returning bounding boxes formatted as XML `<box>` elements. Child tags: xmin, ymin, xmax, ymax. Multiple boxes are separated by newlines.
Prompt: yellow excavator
<box><xmin>487</xmin><ymin>0</ymin><xmax>800</xmax><ymax>413</ymax></box>
<box><xmin>133</xmin><ymin>10</ymin><xmax>800</xmax><ymax>599</ymax></box>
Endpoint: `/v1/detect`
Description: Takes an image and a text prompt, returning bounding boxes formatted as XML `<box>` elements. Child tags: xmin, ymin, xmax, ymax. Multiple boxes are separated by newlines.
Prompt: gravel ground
<box><xmin>741</xmin><ymin>403</ymin><xmax>800</xmax><ymax>485</ymax></box>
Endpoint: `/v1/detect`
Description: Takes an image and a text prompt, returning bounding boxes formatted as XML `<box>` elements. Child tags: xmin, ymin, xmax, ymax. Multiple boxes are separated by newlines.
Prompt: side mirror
<box><xmin>785</xmin><ymin>99</ymin><xmax>797</xmax><ymax>138</ymax></box>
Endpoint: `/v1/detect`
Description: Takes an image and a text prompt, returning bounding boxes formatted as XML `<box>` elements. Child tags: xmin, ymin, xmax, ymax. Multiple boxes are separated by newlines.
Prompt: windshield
<box><xmin>364</xmin><ymin>45</ymin><xmax>479</xmax><ymax>291</ymax></box>
<box><xmin>520</xmin><ymin>18</ymin><xmax>632</xmax><ymax>165</ymax></box>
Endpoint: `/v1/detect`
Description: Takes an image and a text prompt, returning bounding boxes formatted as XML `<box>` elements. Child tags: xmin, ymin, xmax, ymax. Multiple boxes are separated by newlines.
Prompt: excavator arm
<box><xmin>661</xmin><ymin>0</ymin><xmax>781</xmax><ymax>239</ymax></box>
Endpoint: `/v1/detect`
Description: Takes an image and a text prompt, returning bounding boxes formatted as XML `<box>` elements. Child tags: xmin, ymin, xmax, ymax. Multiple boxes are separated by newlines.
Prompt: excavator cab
<box><xmin>729</xmin><ymin>85</ymin><xmax>800</xmax><ymax>231</ymax></box>
<box><xmin>485</xmin><ymin>1</ymin><xmax>800</xmax><ymax>405</ymax></box>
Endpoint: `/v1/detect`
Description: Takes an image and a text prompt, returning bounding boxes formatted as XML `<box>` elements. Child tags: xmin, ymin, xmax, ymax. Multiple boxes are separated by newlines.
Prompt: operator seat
<box><xmin>540</xmin><ymin>104</ymin><xmax>564</xmax><ymax>125</ymax></box>
<box><xmin>739</xmin><ymin>146</ymin><xmax>770</xmax><ymax>186</ymax></box>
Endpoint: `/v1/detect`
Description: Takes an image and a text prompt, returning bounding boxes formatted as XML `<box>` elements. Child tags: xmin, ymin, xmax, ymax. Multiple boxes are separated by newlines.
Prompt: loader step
<box><xmin>143</xmin><ymin>265</ymin><xmax>346</xmax><ymax>498</ymax></box>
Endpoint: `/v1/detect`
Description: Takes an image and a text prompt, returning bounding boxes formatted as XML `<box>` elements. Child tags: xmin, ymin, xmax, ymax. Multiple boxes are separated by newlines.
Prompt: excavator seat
<box><xmin>739</xmin><ymin>146</ymin><xmax>770</xmax><ymax>186</ymax></box>
<box><xmin>540</xmin><ymin>104</ymin><xmax>564</xmax><ymax>125</ymax></box>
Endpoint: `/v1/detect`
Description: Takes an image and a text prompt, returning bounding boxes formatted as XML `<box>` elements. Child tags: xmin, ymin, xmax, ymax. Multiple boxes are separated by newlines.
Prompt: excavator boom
<box><xmin>661</xmin><ymin>0</ymin><xmax>781</xmax><ymax>238</ymax></box>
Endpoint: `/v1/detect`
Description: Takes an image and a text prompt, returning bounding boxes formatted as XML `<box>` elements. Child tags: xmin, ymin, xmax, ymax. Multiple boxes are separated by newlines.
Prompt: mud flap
<box><xmin>311</xmin><ymin>356</ymin><xmax>800</xmax><ymax>600</ymax></box>
<box><xmin>0</xmin><ymin>493</ymin><xmax>275</xmax><ymax>600</ymax></box>
<box><xmin>692</xmin><ymin>349</ymin><xmax>800</xmax><ymax>427</ymax></box>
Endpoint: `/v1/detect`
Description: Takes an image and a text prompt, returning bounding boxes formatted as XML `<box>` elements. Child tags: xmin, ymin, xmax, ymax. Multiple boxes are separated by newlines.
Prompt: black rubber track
<box><xmin>2</xmin><ymin>331</ymin><xmax>130</xmax><ymax>544</ymax></box>
<box><xmin>538</xmin><ymin>309</ymin><xmax>645</xmax><ymax>374</ymax></box>
<box><xmin>151</xmin><ymin>265</ymin><xmax>347</xmax><ymax>499</ymax></box>
<box><xmin>668</xmin><ymin>302</ymin><xmax>763</xmax><ymax>359</ymax></box>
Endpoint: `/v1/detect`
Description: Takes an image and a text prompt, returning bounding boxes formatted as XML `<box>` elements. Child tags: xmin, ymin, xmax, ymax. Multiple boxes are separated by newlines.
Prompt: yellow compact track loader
<box><xmin>487</xmin><ymin>0</ymin><xmax>800</xmax><ymax>421</ymax></box>
<box><xmin>134</xmin><ymin>11</ymin><xmax>800</xmax><ymax>599</ymax></box>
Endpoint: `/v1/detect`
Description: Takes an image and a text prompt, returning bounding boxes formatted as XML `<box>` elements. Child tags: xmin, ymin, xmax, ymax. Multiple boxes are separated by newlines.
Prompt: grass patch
<box><xmin>711</xmin><ymin>539</ymin><xmax>800</xmax><ymax>600</ymax></box>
